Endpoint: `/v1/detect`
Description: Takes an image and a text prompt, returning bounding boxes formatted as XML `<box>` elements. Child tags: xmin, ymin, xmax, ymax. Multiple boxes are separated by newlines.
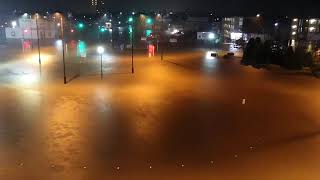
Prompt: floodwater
<box><xmin>1</xmin><ymin>45</ymin><xmax>320</xmax><ymax>179</ymax></box>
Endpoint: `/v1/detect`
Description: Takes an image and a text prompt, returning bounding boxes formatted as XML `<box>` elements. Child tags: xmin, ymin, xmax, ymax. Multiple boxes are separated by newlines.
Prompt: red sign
<box><xmin>148</xmin><ymin>44</ymin><xmax>155</xmax><ymax>58</ymax></box>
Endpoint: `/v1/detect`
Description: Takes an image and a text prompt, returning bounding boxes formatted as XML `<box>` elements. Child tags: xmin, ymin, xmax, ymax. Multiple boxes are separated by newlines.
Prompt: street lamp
<box><xmin>97</xmin><ymin>46</ymin><xmax>104</xmax><ymax>79</ymax></box>
<box><xmin>23</xmin><ymin>13</ymin><xmax>28</xmax><ymax>18</ymax></box>
<box><xmin>208</xmin><ymin>33</ymin><xmax>215</xmax><ymax>39</ymax></box>
<box><xmin>11</xmin><ymin>21</ymin><xmax>17</xmax><ymax>28</ymax></box>
<box><xmin>35</xmin><ymin>13</ymin><xmax>42</xmax><ymax>77</ymax></box>
<box><xmin>55</xmin><ymin>13</ymin><xmax>67</xmax><ymax>84</ymax></box>
<box><xmin>128</xmin><ymin>18</ymin><xmax>134</xmax><ymax>73</ymax></box>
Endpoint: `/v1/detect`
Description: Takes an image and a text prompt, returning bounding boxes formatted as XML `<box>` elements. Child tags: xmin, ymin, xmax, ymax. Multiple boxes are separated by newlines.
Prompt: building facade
<box><xmin>90</xmin><ymin>0</ymin><xmax>105</xmax><ymax>13</ymax></box>
<box><xmin>222</xmin><ymin>17</ymin><xmax>243</xmax><ymax>43</ymax></box>
<box><xmin>290</xmin><ymin>18</ymin><xmax>320</xmax><ymax>50</ymax></box>
<box><xmin>5</xmin><ymin>18</ymin><xmax>57</xmax><ymax>40</ymax></box>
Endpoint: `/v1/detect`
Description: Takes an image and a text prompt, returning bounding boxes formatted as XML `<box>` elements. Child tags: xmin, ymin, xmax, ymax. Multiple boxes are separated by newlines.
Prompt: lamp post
<box><xmin>256</xmin><ymin>14</ymin><xmax>265</xmax><ymax>40</ymax></box>
<box><xmin>128</xmin><ymin>17</ymin><xmax>134</xmax><ymax>74</ymax></box>
<box><xmin>131</xmin><ymin>27</ymin><xmax>134</xmax><ymax>74</ymax></box>
<box><xmin>57</xmin><ymin>14</ymin><xmax>67</xmax><ymax>84</ymax></box>
<box><xmin>159</xmin><ymin>14</ymin><xmax>164</xmax><ymax>61</ymax></box>
<box><xmin>97</xmin><ymin>46</ymin><xmax>104</xmax><ymax>79</ymax></box>
<box><xmin>35</xmin><ymin>13</ymin><xmax>42</xmax><ymax>77</ymax></box>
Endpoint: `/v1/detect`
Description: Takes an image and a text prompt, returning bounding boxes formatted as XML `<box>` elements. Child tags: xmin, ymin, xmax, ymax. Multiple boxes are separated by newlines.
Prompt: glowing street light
<box><xmin>97</xmin><ymin>46</ymin><xmax>105</xmax><ymax>79</ymax></box>
<box><xmin>35</xmin><ymin>13</ymin><xmax>42</xmax><ymax>77</ymax></box>
<box><xmin>97</xmin><ymin>46</ymin><xmax>104</xmax><ymax>54</ymax></box>
<box><xmin>274</xmin><ymin>22</ymin><xmax>279</xmax><ymax>27</ymax></box>
<box><xmin>11</xmin><ymin>21</ymin><xmax>17</xmax><ymax>28</ymax></box>
<box><xmin>256</xmin><ymin>14</ymin><xmax>260</xmax><ymax>18</ymax></box>
<box><xmin>208</xmin><ymin>33</ymin><xmax>215</xmax><ymax>39</ymax></box>
<box><xmin>54</xmin><ymin>12</ymin><xmax>67</xmax><ymax>84</ymax></box>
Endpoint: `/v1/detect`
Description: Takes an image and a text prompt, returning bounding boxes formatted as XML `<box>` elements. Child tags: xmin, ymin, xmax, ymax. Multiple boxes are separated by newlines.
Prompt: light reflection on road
<box><xmin>203</xmin><ymin>51</ymin><xmax>218</xmax><ymax>71</ymax></box>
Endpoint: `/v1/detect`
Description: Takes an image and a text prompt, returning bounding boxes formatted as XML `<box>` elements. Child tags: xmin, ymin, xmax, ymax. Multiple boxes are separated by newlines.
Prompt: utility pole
<box><xmin>100</xmin><ymin>54</ymin><xmax>103</xmax><ymax>79</ymax></box>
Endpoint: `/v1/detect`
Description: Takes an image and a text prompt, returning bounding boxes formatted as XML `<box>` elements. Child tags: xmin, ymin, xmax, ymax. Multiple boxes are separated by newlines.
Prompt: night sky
<box><xmin>0</xmin><ymin>0</ymin><xmax>319</xmax><ymax>16</ymax></box>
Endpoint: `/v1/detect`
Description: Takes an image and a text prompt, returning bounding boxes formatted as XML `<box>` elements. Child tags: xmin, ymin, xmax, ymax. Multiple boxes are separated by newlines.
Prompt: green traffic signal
<box><xmin>128</xmin><ymin>17</ymin><xmax>133</xmax><ymax>23</ymax></box>
<box><xmin>146</xmin><ymin>18</ymin><xmax>152</xmax><ymax>24</ymax></box>
<box><xmin>77</xmin><ymin>23</ymin><xmax>84</xmax><ymax>29</ymax></box>
<box><xmin>99</xmin><ymin>27</ymin><xmax>106</xmax><ymax>32</ymax></box>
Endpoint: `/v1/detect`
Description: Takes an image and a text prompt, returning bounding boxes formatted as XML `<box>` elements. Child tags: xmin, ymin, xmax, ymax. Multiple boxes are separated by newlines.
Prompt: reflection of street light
<box><xmin>97</xmin><ymin>46</ymin><xmax>104</xmax><ymax>79</ymax></box>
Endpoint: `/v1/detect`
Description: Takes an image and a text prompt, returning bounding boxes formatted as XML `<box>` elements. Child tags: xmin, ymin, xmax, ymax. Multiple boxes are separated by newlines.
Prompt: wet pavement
<box><xmin>1</xmin><ymin>46</ymin><xmax>320</xmax><ymax>179</ymax></box>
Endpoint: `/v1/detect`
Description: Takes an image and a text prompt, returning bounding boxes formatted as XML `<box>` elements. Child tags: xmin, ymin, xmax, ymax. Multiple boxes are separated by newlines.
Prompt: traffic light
<box><xmin>99</xmin><ymin>27</ymin><xmax>106</xmax><ymax>32</ymax></box>
<box><xmin>146</xmin><ymin>18</ymin><xmax>153</xmax><ymax>25</ymax></box>
<box><xmin>146</xmin><ymin>29</ymin><xmax>152</xmax><ymax>36</ymax></box>
<box><xmin>77</xmin><ymin>23</ymin><xmax>84</xmax><ymax>30</ymax></box>
<box><xmin>128</xmin><ymin>17</ymin><xmax>133</xmax><ymax>23</ymax></box>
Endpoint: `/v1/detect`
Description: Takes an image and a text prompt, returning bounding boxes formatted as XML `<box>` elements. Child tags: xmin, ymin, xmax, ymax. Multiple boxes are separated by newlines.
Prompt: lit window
<box><xmin>309</xmin><ymin>27</ymin><xmax>316</xmax><ymax>32</ymax></box>
<box><xmin>309</xmin><ymin>19</ymin><xmax>317</xmax><ymax>24</ymax></box>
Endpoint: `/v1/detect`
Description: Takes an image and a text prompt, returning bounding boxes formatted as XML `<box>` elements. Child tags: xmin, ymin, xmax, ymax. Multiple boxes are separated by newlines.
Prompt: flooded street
<box><xmin>1</xmin><ymin>46</ymin><xmax>320</xmax><ymax>179</ymax></box>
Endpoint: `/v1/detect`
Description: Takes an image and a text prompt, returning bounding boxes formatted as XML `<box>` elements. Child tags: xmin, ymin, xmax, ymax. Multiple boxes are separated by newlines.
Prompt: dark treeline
<box><xmin>241</xmin><ymin>37</ymin><xmax>316</xmax><ymax>71</ymax></box>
